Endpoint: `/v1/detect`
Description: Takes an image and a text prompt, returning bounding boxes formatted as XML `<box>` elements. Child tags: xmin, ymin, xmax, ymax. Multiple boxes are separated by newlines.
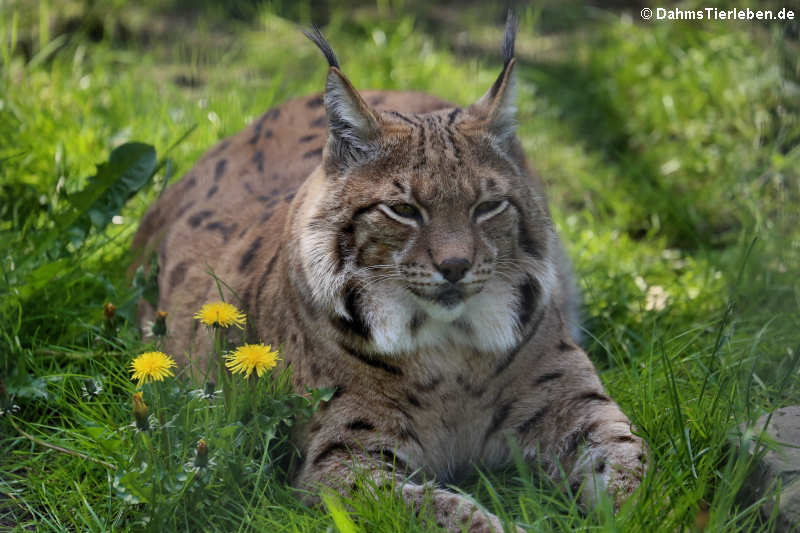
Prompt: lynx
<box><xmin>133</xmin><ymin>15</ymin><xmax>645</xmax><ymax>532</ymax></box>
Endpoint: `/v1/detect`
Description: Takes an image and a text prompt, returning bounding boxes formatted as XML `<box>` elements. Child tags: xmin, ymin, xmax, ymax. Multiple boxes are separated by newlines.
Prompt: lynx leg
<box><xmin>515</xmin><ymin>384</ymin><xmax>646</xmax><ymax>509</ymax></box>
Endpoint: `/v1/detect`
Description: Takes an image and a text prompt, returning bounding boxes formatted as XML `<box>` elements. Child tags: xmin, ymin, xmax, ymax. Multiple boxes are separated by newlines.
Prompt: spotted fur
<box><xmin>133</xmin><ymin>13</ymin><xmax>645</xmax><ymax>532</ymax></box>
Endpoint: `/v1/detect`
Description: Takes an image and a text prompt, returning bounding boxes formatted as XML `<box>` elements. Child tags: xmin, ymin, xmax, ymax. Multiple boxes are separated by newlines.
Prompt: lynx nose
<box><xmin>436</xmin><ymin>258</ymin><xmax>471</xmax><ymax>284</ymax></box>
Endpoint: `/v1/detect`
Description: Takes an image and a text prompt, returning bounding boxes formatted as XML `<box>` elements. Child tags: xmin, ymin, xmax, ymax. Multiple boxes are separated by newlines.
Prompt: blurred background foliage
<box><xmin>0</xmin><ymin>0</ymin><xmax>798</xmax><ymax>530</ymax></box>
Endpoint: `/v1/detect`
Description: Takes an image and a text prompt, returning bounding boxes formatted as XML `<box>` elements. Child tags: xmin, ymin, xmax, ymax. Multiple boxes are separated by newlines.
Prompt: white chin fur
<box><xmin>363</xmin><ymin>278</ymin><xmax>522</xmax><ymax>357</ymax></box>
<box><xmin>412</xmin><ymin>295</ymin><xmax>465</xmax><ymax>323</ymax></box>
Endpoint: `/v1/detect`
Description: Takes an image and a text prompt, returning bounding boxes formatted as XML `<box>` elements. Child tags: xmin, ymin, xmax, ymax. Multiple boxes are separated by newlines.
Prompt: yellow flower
<box><xmin>130</xmin><ymin>351</ymin><xmax>177</xmax><ymax>385</ymax></box>
<box><xmin>225</xmin><ymin>344</ymin><xmax>280</xmax><ymax>379</ymax></box>
<box><xmin>193</xmin><ymin>301</ymin><xmax>246</xmax><ymax>329</ymax></box>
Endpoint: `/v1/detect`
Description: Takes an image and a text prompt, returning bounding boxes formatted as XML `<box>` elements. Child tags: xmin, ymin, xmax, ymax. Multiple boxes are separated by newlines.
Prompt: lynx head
<box><xmin>296</xmin><ymin>14</ymin><xmax>558</xmax><ymax>356</ymax></box>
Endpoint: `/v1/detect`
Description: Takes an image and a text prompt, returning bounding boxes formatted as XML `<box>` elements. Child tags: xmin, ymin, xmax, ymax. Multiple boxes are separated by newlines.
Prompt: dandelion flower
<box><xmin>193</xmin><ymin>301</ymin><xmax>246</xmax><ymax>329</ymax></box>
<box><xmin>130</xmin><ymin>351</ymin><xmax>177</xmax><ymax>385</ymax></box>
<box><xmin>225</xmin><ymin>344</ymin><xmax>280</xmax><ymax>379</ymax></box>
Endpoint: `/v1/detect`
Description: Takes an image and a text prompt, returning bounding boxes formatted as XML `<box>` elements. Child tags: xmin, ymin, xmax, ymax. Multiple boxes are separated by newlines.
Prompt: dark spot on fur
<box><xmin>334</xmin><ymin>224</ymin><xmax>355</xmax><ymax>273</ymax></box>
<box><xmin>309</xmin><ymin>422</ymin><xmax>322</xmax><ymax>433</ymax></box>
<box><xmin>182</xmin><ymin>175</ymin><xmax>197</xmax><ymax>190</ymax></box>
<box><xmin>389</xmin><ymin>111</ymin><xmax>416</xmax><ymax>125</ymax></box>
<box><xmin>168</xmin><ymin>261</ymin><xmax>189</xmax><ymax>288</ymax></box>
<box><xmin>248</xmin><ymin>115</ymin><xmax>266</xmax><ymax>144</ymax></box>
<box><xmin>188</xmin><ymin>210</ymin><xmax>214</xmax><ymax>228</ymax></box>
<box><xmin>558</xmin><ymin>339</ymin><xmax>574</xmax><ymax>352</ymax></box>
<box><xmin>367</xmin><ymin>448</ymin><xmax>409</xmax><ymax>471</ymax></box>
<box><xmin>310</xmin><ymin>362</ymin><xmax>321</xmax><ymax>379</ymax></box>
<box><xmin>517</xmin><ymin>407</ymin><xmax>548</xmax><ymax>435</ymax></box>
<box><xmin>615</xmin><ymin>435</ymin><xmax>636</xmax><ymax>443</ymax></box>
<box><xmin>176</xmin><ymin>201</ymin><xmax>196</xmax><ymax>218</ymax></box>
<box><xmin>259</xmin><ymin>211</ymin><xmax>273</xmax><ymax>223</ymax></box>
<box><xmin>331</xmin><ymin>386</ymin><xmax>346</xmax><ymax>400</ymax></box>
<box><xmin>312</xmin><ymin>442</ymin><xmax>349</xmax><ymax>465</ymax></box>
<box><xmin>299</xmin><ymin>134</ymin><xmax>318</xmax><ymax>143</ymax></box>
<box><xmin>456</xmin><ymin>374</ymin><xmax>486</xmax><ymax>398</ymax></box>
<box><xmin>306</xmin><ymin>95</ymin><xmax>324</xmax><ymax>108</ymax></box>
<box><xmin>332</xmin><ymin>284</ymin><xmax>371</xmax><ymax>340</ymax></box>
<box><xmin>516</xmin><ymin>276</ymin><xmax>540</xmax><ymax>328</ymax></box>
<box><xmin>582</xmin><ymin>419</ymin><xmax>602</xmax><ymax>438</ymax></box>
<box><xmin>352</xmin><ymin>202</ymin><xmax>380</xmax><ymax>219</ymax></box>
<box><xmin>303</xmin><ymin>147</ymin><xmax>323</xmax><ymax>159</ymax></box>
<box><xmin>346</xmin><ymin>419</ymin><xmax>375</xmax><ymax>431</ymax></box>
<box><xmin>252</xmin><ymin>150</ymin><xmax>265</xmax><ymax>172</ymax></box>
<box><xmin>486</xmin><ymin>178</ymin><xmax>496</xmax><ymax>190</ymax></box>
<box><xmin>205</xmin><ymin>220</ymin><xmax>237</xmax><ymax>242</ymax></box>
<box><xmin>264</xmin><ymin>129</ymin><xmax>273</xmax><ymax>139</ymax></box>
<box><xmin>595</xmin><ymin>458</ymin><xmax>606</xmax><ymax>473</ymax></box>
<box><xmin>534</xmin><ymin>371</ymin><xmax>564</xmax><ymax>385</ymax></box>
<box><xmin>255</xmin><ymin>246</ymin><xmax>281</xmax><ymax>301</ymax></box>
<box><xmin>409</xmin><ymin>313</ymin><xmax>426</xmax><ymax>335</ymax></box>
<box><xmin>310</xmin><ymin>116</ymin><xmax>326</xmax><ymax>128</ymax></box>
<box><xmin>447</xmin><ymin>108</ymin><xmax>461</xmax><ymax>126</ymax></box>
<box><xmin>484</xmin><ymin>402</ymin><xmax>514</xmax><ymax>443</ymax></box>
<box><xmin>339</xmin><ymin>343</ymin><xmax>403</xmax><ymax>376</ymax></box>
<box><xmin>369</xmin><ymin>95</ymin><xmax>386</xmax><ymax>106</ymax></box>
<box><xmin>405</xmin><ymin>392</ymin><xmax>422</xmax><ymax>408</ymax></box>
<box><xmin>258</xmin><ymin>197</ymin><xmax>279</xmax><ymax>209</ymax></box>
<box><xmin>214</xmin><ymin>159</ymin><xmax>227</xmax><ymax>181</ymax></box>
<box><xmin>413</xmin><ymin>376</ymin><xmax>442</xmax><ymax>393</ymax></box>
<box><xmin>244</xmin><ymin>182</ymin><xmax>255</xmax><ymax>195</ymax></box>
<box><xmin>239</xmin><ymin>237</ymin><xmax>263</xmax><ymax>272</ymax></box>
<box><xmin>493</xmin><ymin>303</ymin><xmax>549</xmax><ymax>376</ymax></box>
<box><xmin>574</xmin><ymin>391</ymin><xmax>611</xmax><ymax>404</ymax></box>
<box><xmin>206</xmin><ymin>185</ymin><xmax>218</xmax><ymax>199</ymax></box>
<box><xmin>454</xmin><ymin>320</ymin><xmax>471</xmax><ymax>334</ymax></box>
<box><xmin>266</xmin><ymin>108</ymin><xmax>280</xmax><ymax>120</ymax></box>
<box><xmin>518</xmin><ymin>223</ymin><xmax>542</xmax><ymax>259</ymax></box>
<box><xmin>284</xmin><ymin>192</ymin><xmax>295</xmax><ymax>202</ymax></box>
<box><xmin>399</xmin><ymin>426</ymin><xmax>422</xmax><ymax>448</ymax></box>
<box><xmin>563</xmin><ymin>430</ymin><xmax>587</xmax><ymax>458</ymax></box>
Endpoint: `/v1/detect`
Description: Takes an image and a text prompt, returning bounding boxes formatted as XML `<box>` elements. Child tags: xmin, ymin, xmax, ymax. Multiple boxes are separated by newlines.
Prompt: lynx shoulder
<box><xmin>133</xmin><ymin>15</ymin><xmax>645</xmax><ymax>532</ymax></box>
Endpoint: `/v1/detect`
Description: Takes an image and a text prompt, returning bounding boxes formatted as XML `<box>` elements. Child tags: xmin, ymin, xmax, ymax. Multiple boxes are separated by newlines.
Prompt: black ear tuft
<box><xmin>502</xmin><ymin>10</ymin><xmax>518</xmax><ymax>69</ymax></box>
<box><xmin>303</xmin><ymin>26</ymin><xmax>340</xmax><ymax>68</ymax></box>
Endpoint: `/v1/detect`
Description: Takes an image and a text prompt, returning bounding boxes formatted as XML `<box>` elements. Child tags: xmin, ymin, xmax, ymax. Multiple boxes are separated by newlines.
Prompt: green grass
<box><xmin>1</xmin><ymin>0</ymin><xmax>799</xmax><ymax>531</ymax></box>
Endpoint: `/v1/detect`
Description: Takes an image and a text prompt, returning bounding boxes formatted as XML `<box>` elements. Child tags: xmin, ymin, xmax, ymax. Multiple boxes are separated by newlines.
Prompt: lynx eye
<box><xmin>389</xmin><ymin>203</ymin><xmax>421</xmax><ymax>220</ymax></box>
<box><xmin>474</xmin><ymin>200</ymin><xmax>507</xmax><ymax>220</ymax></box>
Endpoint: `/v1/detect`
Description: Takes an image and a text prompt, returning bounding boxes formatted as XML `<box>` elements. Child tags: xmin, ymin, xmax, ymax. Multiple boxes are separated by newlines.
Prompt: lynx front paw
<box><xmin>573</xmin><ymin>427</ymin><xmax>646</xmax><ymax>509</ymax></box>
<box><xmin>401</xmin><ymin>483</ymin><xmax>524</xmax><ymax>533</ymax></box>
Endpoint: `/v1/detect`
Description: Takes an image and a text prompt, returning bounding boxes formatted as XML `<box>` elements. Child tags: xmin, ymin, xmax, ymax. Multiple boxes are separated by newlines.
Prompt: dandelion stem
<box><xmin>158</xmin><ymin>385</ymin><xmax>171</xmax><ymax>468</ymax></box>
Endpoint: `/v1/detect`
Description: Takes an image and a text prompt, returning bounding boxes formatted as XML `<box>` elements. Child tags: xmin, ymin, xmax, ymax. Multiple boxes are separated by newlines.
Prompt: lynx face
<box><xmin>296</xmin><ymin>64</ymin><xmax>557</xmax><ymax>357</ymax></box>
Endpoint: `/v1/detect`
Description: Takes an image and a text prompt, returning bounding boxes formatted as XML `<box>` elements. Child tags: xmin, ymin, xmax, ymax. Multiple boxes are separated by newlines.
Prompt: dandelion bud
<box><xmin>103</xmin><ymin>302</ymin><xmax>116</xmax><ymax>321</ymax></box>
<box><xmin>132</xmin><ymin>392</ymin><xmax>150</xmax><ymax>432</ymax></box>
<box><xmin>152</xmin><ymin>310</ymin><xmax>168</xmax><ymax>337</ymax></box>
<box><xmin>194</xmin><ymin>439</ymin><xmax>209</xmax><ymax>469</ymax></box>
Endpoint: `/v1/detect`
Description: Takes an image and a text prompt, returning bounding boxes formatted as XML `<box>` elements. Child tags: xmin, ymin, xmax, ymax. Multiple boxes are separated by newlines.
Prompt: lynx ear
<box><xmin>304</xmin><ymin>27</ymin><xmax>381</xmax><ymax>167</ymax></box>
<box><xmin>467</xmin><ymin>12</ymin><xmax>518</xmax><ymax>141</ymax></box>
